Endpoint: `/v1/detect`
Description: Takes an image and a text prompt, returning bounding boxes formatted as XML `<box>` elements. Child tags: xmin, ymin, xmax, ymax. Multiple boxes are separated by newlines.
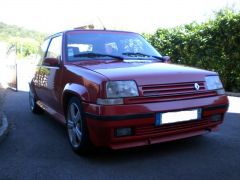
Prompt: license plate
<box><xmin>155</xmin><ymin>109</ymin><xmax>202</xmax><ymax>126</ymax></box>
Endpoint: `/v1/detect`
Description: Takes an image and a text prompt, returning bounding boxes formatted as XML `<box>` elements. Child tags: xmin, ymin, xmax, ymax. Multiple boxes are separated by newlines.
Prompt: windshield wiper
<box><xmin>74</xmin><ymin>52</ymin><xmax>124</xmax><ymax>60</ymax></box>
<box><xmin>122</xmin><ymin>52</ymin><xmax>151</xmax><ymax>57</ymax></box>
<box><xmin>151</xmin><ymin>55</ymin><xmax>165</xmax><ymax>61</ymax></box>
<box><xmin>122</xmin><ymin>52</ymin><xmax>163</xmax><ymax>61</ymax></box>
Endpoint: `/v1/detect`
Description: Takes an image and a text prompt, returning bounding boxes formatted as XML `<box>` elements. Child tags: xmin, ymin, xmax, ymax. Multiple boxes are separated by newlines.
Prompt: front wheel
<box><xmin>66</xmin><ymin>97</ymin><xmax>91</xmax><ymax>154</ymax></box>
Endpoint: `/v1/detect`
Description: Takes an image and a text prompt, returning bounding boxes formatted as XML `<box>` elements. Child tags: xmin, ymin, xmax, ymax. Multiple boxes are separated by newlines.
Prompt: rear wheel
<box><xmin>66</xmin><ymin>97</ymin><xmax>91</xmax><ymax>154</ymax></box>
<box><xmin>29</xmin><ymin>90</ymin><xmax>43</xmax><ymax>114</ymax></box>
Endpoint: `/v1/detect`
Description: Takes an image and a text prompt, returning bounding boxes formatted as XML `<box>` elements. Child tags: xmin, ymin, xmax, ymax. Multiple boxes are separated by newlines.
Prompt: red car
<box><xmin>29</xmin><ymin>29</ymin><xmax>229</xmax><ymax>154</ymax></box>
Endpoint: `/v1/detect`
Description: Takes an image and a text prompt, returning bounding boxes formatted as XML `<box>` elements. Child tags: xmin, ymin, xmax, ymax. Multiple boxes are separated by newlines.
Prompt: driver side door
<box><xmin>35</xmin><ymin>35</ymin><xmax>63</xmax><ymax>113</ymax></box>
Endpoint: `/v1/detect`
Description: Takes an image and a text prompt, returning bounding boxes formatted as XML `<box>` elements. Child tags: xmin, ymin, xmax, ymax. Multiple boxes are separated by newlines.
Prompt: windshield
<box><xmin>66</xmin><ymin>31</ymin><xmax>161</xmax><ymax>61</ymax></box>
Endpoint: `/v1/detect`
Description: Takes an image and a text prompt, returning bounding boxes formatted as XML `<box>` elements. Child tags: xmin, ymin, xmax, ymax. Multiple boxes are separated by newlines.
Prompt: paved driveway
<box><xmin>0</xmin><ymin>90</ymin><xmax>240</xmax><ymax>180</ymax></box>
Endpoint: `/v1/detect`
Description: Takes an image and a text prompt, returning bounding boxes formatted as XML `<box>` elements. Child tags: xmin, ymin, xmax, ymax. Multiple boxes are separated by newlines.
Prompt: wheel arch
<box><xmin>62</xmin><ymin>83</ymin><xmax>89</xmax><ymax>117</ymax></box>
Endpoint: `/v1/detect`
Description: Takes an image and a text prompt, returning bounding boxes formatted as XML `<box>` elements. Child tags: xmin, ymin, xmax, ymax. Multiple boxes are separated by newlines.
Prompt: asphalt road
<box><xmin>0</xmin><ymin>90</ymin><xmax>240</xmax><ymax>180</ymax></box>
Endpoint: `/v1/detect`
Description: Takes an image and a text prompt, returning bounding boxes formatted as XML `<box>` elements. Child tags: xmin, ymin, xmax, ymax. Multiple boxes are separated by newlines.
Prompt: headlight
<box><xmin>106</xmin><ymin>81</ymin><xmax>139</xmax><ymax>98</ymax></box>
<box><xmin>205</xmin><ymin>76</ymin><xmax>223</xmax><ymax>90</ymax></box>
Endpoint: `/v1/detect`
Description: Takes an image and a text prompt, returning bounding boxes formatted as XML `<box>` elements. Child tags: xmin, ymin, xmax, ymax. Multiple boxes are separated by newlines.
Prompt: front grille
<box><xmin>141</xmin><ymin>82</ymin><xmax>205</xmax><ymax>96</ymax></box>
<box><xmin>125</xmin><ymin>82</ymin><xmax>216</xmax><ymax>104</ymax></box>
<box><xmin>135</xmin><ymin>119</ymin><xmax>217</xmax><ymax>137</ymax></box>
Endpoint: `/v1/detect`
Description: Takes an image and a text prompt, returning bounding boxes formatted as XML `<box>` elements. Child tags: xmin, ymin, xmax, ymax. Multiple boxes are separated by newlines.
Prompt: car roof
<box><xmin>45</xmin><ymin>29</ymin><xmax>137</xmax><ymax>40</ymax></box>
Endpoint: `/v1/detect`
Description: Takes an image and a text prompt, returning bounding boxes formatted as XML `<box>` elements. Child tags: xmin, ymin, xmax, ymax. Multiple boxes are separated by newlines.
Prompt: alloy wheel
<box><xmin>67</xmin><ymin>102</ymin><xmax>82</xmax><ymax>148</ymax></box>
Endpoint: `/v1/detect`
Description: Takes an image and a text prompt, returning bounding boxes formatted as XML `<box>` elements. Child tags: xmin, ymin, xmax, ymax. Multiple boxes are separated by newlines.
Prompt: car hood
<box><xmin>74</xmin><ymin>60</ymin><xmax>216</xmax><ymax>86</ymax></box>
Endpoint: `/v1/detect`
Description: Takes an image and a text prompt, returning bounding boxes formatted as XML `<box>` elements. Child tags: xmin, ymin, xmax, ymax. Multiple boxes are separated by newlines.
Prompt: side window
<box><xmin>45</xmin><ymin>36</ymin><xmax>62</xmax><ymax>60</ymax></box>
<box><xmin>37</xmin><ymin>39</ymin><xmax>50</xmax><ymax>65</ymax></box>
<box><xmin>41</xmin><ymin>39</ymin><xmax>50</xmax><ymax>56</ymax></box>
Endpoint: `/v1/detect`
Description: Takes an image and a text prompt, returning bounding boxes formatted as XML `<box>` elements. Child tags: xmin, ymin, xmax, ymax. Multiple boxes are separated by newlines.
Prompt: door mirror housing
<box><xmin>162</xmin><ymin>56</ymin><xmax>171</xmax><ymax>63</ymax></box>
<box><xmin>43</xmin><ymin>57</ymin><xmax>60</xmax><ymax>66</ymax></box>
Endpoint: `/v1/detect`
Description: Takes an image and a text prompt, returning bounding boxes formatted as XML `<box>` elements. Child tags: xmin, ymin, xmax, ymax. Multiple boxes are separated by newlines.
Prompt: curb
<box><xmin>0</xmin><ymin>113</ymin><xmax>9</xmax><ymax>143</ymax></box>
<box><xmin>226</xmin><ymin>92</ymin><xmax>240</xmax><ymax>97</ymax></box>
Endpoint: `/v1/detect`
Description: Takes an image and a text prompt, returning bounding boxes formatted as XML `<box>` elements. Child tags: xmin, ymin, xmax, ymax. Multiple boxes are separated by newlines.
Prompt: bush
<box><xmin>145</xmin><ymin>9</ymin><xmax>240</xmax><ymax>92</ymax></box>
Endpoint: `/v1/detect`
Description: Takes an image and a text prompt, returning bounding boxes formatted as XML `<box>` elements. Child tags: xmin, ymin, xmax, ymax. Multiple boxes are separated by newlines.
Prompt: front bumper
<box><xmin>83</xmin><ymin>95</ymin><xmax>229</xmax><ymax>149</ymax></box>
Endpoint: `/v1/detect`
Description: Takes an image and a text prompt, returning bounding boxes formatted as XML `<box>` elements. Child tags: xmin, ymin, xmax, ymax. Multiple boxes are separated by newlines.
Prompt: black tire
<box><xmin>66</xmin><ymin>96</ymin><xmax>91</xmax><ymax>154</ymax></box>
<box><xmin>29</xmin><ymin>90</ymin><xmax>43</xmax><ymax>114</ymax></box>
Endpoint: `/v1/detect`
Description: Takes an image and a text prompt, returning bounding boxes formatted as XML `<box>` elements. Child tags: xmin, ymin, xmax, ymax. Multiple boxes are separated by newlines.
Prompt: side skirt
<box><xmin>36</xmin><ymin>100</ymin><xmax>66</xmax><ymax>125</ymax></box>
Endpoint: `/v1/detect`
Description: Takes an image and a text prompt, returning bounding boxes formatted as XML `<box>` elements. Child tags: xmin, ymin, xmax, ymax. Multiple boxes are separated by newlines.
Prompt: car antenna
<box><xmin>98</xmin><ymin>17</ymin><xmax>106</xmax><ymax>30</ymax></box>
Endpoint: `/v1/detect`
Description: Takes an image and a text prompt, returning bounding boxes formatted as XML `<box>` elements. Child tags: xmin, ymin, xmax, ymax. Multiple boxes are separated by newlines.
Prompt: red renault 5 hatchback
<box><xmin>29</xmin><ymin>29</ymin><xmax>229</xmax><ymax>154</ymax></box>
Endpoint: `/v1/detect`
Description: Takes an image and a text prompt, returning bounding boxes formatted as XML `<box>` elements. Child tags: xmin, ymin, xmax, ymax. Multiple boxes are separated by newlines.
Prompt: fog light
<box><xmin>115</xmin><ymin>127</ymin><xmax>132</xmax><ymax>137</ymax></box>
<box><xmin>211</xmin><ymin>114</ymin><xmax>222</xmax><ymax>122</ymax></box>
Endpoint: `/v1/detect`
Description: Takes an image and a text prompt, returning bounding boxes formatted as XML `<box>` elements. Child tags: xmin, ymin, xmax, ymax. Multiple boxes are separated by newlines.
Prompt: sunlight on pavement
<box><xmin>228</xmin><ymin>96</ymin><xmax>240</xmax><ymax>114</ymax></box>
<box><xmin>0</xmin><ymin>64</ymin><xmax>14</xmax><ymax>89</ymax></box>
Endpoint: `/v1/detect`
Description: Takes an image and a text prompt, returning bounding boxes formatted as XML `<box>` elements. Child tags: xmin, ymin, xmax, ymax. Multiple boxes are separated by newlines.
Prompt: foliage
<box><xmin>145</xmin><ymin>8</ymin><xmax>240</xmax><ymax>92</ymax></box>
<box><xmin>7</xmin><ymin>37</ymin><xmax>40</xmax><ymax>58</ymax></box>
<box><xmin>0</xmin><ymin>22</ymin><xmax>46</xmax><ymax>42</ymax></box>
<box><xmin>0</xmin><ymin>22</ymin><xmax>48</xmax><ymax>59</ymax></box>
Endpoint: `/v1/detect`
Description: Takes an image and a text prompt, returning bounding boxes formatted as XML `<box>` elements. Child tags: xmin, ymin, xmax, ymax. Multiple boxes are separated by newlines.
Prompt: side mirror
<box><xmin>43</xmin><ymin>57</ymin><xmax>60</xmax><ymax>66</ymax></box>
<box><xmin>162</xmin><ymin>56</ymin><xmax>171</xmax><ymax>63</ymax></box>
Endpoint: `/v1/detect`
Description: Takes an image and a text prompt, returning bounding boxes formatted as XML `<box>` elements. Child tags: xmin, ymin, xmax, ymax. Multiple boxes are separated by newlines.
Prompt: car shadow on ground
<box><xmin>85</xmin><ymin>136</ymin><xmax>205</xmax><ymax>158</ymax></box>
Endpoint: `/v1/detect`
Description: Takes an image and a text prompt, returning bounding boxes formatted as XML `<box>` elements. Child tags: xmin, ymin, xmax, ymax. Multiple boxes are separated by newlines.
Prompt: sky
<box><xmin>0</xmin><ymin>0</ymin><xmax>240</xmax><ymax>34</ymax></box>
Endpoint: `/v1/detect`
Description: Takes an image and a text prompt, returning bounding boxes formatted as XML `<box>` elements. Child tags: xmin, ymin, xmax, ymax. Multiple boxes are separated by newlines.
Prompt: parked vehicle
<box><xmin>29</xmin><ymin>29</ymin><xmax>229</xmax><ymax>154</ymax></box>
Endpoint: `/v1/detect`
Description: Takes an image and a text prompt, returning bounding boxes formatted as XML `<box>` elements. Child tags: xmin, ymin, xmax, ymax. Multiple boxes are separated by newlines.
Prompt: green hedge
<box><xmin>145</xmin><ymin>9</ymin><xmax>240</xmax><ymax>92</ymax></box>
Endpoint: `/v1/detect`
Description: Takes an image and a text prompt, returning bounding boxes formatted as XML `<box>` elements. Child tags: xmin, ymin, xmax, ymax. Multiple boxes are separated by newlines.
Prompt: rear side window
<box><xmin>46</xmin><ymin>36</ymin><xmax>62</xmax><ymax>60</ymax></box>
